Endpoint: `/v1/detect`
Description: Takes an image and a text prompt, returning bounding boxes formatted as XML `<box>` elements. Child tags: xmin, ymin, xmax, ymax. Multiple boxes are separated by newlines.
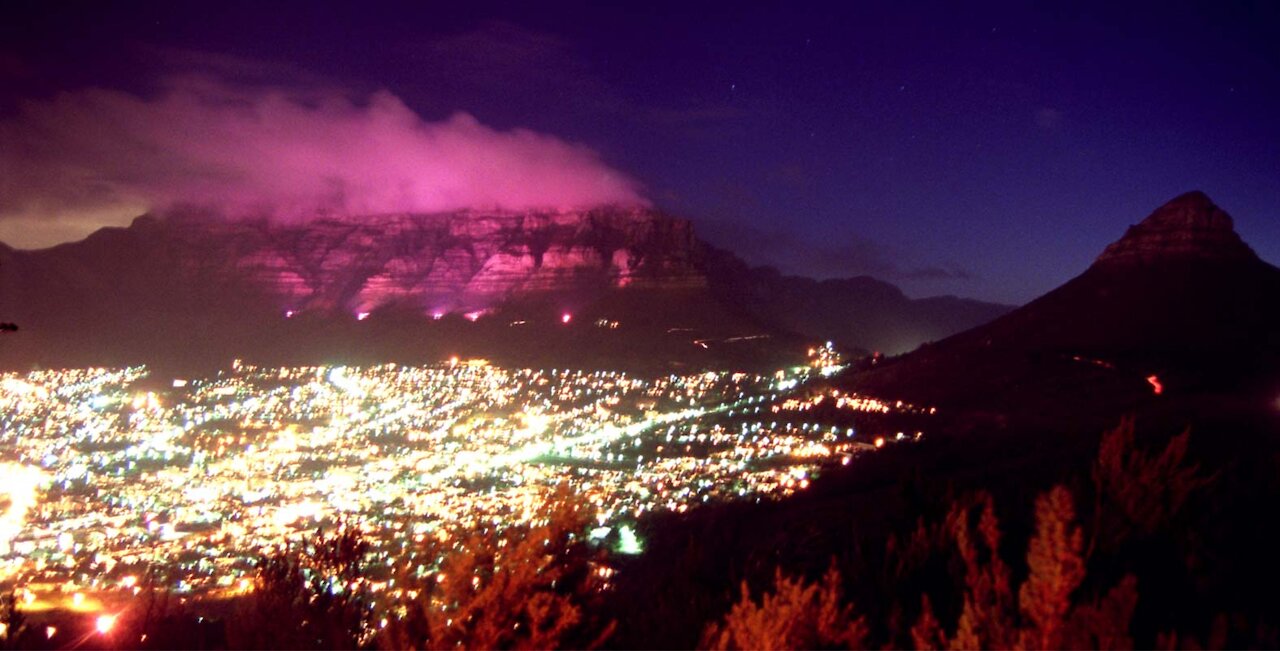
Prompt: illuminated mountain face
<box><xmin>0</xmin><ymin>207</ymin><xmax>705</xmax><ymax>319</ymax></box>
<box><xmin>0</xmin><ymin>206</ymin><xmax>1009</xmax><ymax>370</ymax></box>
<box><xmin>0</xmin><ymin>206</ymin><xmax>751</xmax><ymax>371</ymax></box>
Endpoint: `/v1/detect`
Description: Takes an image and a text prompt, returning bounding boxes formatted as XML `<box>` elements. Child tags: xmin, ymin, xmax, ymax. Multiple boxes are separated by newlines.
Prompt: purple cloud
<box><xmin>0</xmin><ymin>75</ymin><xmax>647</xmax><ymax>242</ymax></box>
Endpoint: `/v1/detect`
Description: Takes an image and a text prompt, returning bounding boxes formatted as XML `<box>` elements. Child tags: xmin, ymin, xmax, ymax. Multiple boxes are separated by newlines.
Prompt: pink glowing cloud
<box><xmin>0</xmin><ymin>76</ymin><xmax>647</xmax><ymax>246</ymax></box>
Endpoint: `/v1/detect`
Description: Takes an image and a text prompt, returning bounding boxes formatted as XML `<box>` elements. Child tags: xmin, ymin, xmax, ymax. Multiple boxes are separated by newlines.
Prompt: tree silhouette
<box><xmin>1089</xmin><ymin>417</ymin><xmax>1211</xmax><ymax>556</ymax></box>
<box><xmin>900</xmin><ymin>483</ymin><xmax>1143</xmax><ymax>650</ymax></box>
<box><xmin>1017</xmin><ymin>485</ymin><xmax>1087</xmax><ymax>650</ymax></box>
<box><xmin>702</xmin><ymin>563</ymin><xmax>868</xmax><ymax>651</ymax></box>
<box><xmin>948</xmin><ymin>492</ymin><xmax>1016</xmax><ymax>650</ymax></box>
<box><xmin>230</xmin><ymin>524</ymin><xmax>373</xmax><ymax>650</ymax></box>
<box><xmin>0</xmin><ymin>591</ymin><xmax>26</xmax><ymax>650</ymax></box>
<box><xmin>381</xmin><ymin>484</ymin><xmax>612</xmax><ymax>650</ymax></box>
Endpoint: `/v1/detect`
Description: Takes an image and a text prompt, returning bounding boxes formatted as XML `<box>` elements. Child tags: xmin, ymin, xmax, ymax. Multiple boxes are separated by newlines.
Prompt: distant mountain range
<box><xmin>0</xmin><ymin>207</ymin><xmax>1007</xmax><ymax>371</ymax></box>
<box><xmin>849</xmin><ymin>191</ymin><xmax>1280</xmax><ymax>429</ymax></box>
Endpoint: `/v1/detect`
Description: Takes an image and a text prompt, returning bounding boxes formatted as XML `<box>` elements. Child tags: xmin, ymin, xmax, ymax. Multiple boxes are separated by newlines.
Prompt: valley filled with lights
<box><xmin>0</xmin><ymin>346</ymin><xmax>927</xmax><ymax>611</ymax></box>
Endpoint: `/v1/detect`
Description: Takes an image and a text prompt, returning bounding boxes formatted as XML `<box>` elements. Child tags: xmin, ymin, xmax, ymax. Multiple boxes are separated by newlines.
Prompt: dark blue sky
<box><xmin>2</xmin><ymin>0</ymin><xmax>1278</xmax><ymax>304</ymax></box>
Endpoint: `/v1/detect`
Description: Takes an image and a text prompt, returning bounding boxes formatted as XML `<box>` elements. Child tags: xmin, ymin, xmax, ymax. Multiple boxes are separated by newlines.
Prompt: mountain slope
<box><xmin>703</xmin><ymin>249</ymin><xmax>1011</xmax><ymax>355</ymax></box>
<box><xmin>849</xmin><ymin>191</ymin><xmax>1280</xmax><ymax>424</ymax></box>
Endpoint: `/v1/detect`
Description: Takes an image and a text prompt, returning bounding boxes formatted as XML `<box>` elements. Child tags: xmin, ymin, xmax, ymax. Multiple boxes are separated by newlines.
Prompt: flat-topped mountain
<box><xmin>0</xmin><ymin>206</ymin><xmax>1008</xmax><ymax>371</ymax></box>
<box><xmin>1</xmin><ymin>207</ymin><xmax>704</xmax><ymax>317</ymax></box>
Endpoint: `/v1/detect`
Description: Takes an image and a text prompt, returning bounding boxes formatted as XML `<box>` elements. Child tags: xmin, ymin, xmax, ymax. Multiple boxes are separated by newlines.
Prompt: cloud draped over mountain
<box><xmin>0</xmin><ymin>76</ymin><xmax>646</xmax><ymax>244</ymax></box>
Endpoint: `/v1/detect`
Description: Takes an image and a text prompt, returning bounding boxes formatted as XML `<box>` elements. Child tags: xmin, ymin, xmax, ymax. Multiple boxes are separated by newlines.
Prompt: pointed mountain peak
<box><xmin>1095</xmin><ymin>191</ymin><xmax>1257</xmax><ymax>266</ymax></box>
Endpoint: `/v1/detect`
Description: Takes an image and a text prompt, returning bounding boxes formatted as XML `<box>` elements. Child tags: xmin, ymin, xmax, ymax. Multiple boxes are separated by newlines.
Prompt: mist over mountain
<box><xmin>0</xmin><ymin>77</ymin><xmax>647</xmax><ymax>241</ymax></box>
<box><xmin>0</xmin><ymin>206</ymin><xmax>1006</xmax><ymax>371</ymax></box>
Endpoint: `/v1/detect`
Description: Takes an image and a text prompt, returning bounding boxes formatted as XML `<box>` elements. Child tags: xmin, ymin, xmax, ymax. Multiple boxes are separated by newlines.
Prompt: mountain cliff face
<box><xmin>1095</xmin><ymin>191</ymin><xmax>1257</xmax><ymax>266</ymax></box>
<box><xmin>0</xmin><ymin>206</ymin><xmax>1007</xmax><ymax>370</ymax></box>
<box><xmin>2</xmin><ymin>207</ymin><xmax>705</xmax><ymax>317</ymax></box>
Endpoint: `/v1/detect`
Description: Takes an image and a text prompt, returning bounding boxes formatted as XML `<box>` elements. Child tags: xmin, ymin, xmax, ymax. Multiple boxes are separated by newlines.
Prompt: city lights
<box><xmin>0</xmin><ymin>462</ymin><xmax>46</xmax><ymax>557</ymax></box>
<box><xmin>0</xmin><ymin>355</ymin><xmax>922</xmax><ymax>605</ymax></box>
<box><xmin>96</xmin><ymin>614</ymin><xmax>117</xmax><ymax>634</ymax></box>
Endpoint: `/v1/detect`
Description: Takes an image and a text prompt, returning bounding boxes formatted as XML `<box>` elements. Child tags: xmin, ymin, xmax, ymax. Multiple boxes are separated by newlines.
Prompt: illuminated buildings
<box><xmin>0</xmin><ymin>356</ymin><xmax>923</xmax><ymax>607</ymax></box>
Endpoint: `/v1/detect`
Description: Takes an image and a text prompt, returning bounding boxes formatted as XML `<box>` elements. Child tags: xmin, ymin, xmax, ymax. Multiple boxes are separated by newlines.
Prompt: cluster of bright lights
<box><xmin>774</xmin><ymin>388</ymin><xmax>935</xmax><ymax>417</ymax></box>
<box><xmin>0</xmin><ymin>358</ymin><xmax>920</xmax><ymax>609</ymax></box>
<box><xmin>330</xmin><ymin>307</ymin><xmax>581</xmax><ymax>325</ymax></box>
<box><xmin>0</xmin><ymin>462</ymin><xmax>47</xmax><ymax>557</ymax></box>
<box><xmin>807</xmin><ymin>341</ymin><xmax>845</xmax><ymax>376</ymax></box>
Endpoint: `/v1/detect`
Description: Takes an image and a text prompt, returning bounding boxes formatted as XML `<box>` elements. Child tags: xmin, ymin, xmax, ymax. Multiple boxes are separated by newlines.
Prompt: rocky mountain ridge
<box><xmin>0</xmin><ymin>206</ymin><xmax>1010</xmax><ymax>370</ymax></box>
<box><xmin>115</xmin><ymin>207</ymin><xmax>706</xmax><ymax>316</ymax></box>
<box><xmin>1095</xmin><ymin>190</ymin><xmax>1258</xmax><ymax>266</ymax></box>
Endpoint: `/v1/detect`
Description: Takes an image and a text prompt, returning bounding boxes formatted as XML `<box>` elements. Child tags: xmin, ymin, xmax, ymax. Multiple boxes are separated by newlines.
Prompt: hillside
<box><xmin>848</xmin><ymin>191</ymin><xmax>1280</xmax><ymax>428</ymax></box>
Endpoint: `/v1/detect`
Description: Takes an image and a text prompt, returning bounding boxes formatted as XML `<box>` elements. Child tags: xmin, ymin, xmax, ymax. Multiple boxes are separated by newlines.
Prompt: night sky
<box><xmin>2</xmin><ymin>0</ymin><xmax>1277</xmax><ymax>304</ymax></box>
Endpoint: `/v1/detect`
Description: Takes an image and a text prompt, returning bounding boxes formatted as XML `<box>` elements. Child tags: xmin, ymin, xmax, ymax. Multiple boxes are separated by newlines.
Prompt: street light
<box><xmin>96</xmin><ymin>614</ymin><xmax>117</xmax><ymax>635</ymax></box>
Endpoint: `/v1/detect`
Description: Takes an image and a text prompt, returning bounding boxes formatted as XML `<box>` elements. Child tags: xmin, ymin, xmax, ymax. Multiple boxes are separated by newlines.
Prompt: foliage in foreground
<box><xmin>0</xmin><ymin>591</ymin><xmax>25</xmax><ymax>650</ymax></box>
<box><xmin>702</xmin><ymin>563</ymin><xmax>867</xmax><ymax>650</ymax></box>
<box><xmin>7</xmin><ymin>419</ymin><xmax>1254</xmax><ymax>650</ymax></box>
<box><xmin>230</xmin><ymin>524</ymin><xmax>373</xmax><ymax>650</ymax></box>
<box><xmin>223</xmin><ymin>484</ymin><xmax>610</xmax><ymax>650</ymax></box>
<box><xmin>701</xmin><ymin>418</ymin><xmax>1210</xmax><ymax>650</ymax></box>
<box><xmin>380</xmin><ymin>485</ymin><xmax>613</xmax><ymax>650</ymax></box>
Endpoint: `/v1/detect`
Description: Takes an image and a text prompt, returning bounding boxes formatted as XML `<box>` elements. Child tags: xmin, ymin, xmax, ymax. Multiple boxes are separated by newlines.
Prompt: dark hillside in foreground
<box><xmin>605</xmin><ymin>390</ymin><xmax>1280</xmax><ymax>648</ymax></box>
<box><xmin>601</xmin><ymin>191</ymin><xmax>1280</xmax><ymax>648</ymax></box>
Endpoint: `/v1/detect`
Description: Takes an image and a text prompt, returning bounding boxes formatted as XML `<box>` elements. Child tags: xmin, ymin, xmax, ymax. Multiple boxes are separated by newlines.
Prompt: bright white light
<box><xmin>616</xmin><ymin>524</ymin><xmax>643</xmax><ymax>554</ymax></box>
<box><xmin>273</xmin><ymin>501</ymin><xmax>323</xmax><ymax>526</ymax></box>
<box><xmin>0</xmin><ymin>463</ymin><xmax>48</xmax><ymax>556</ymax></box>
<box><xmin>519</xmin><ymin>412</ymin><xmax>551</xmax><ymax>437</ymax></box>
<box><xmin>0</xmin><ymin>377</ymin><xmax>48</xmax><ymax>399</ymax></box>
<box><xmin>96</xmin><ymin>614</ymin><xmax>117</xmax><ymax>634</ymax></box>
<box><xmin>561</xmin><ymin>313</ymin><xmax>572</xmax><ymax>324</ymax></box>
<box><xmin>356</xmin><ymin>312</ymin><xmax>370</xmax><ymax>321</ymax></box>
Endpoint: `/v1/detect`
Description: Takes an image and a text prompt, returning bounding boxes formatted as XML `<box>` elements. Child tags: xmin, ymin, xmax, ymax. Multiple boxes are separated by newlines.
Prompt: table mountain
<box><xmin>0</xmin><ymin>206</ymin><xmax>1007</xmax><ymax>371</ymax></box>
